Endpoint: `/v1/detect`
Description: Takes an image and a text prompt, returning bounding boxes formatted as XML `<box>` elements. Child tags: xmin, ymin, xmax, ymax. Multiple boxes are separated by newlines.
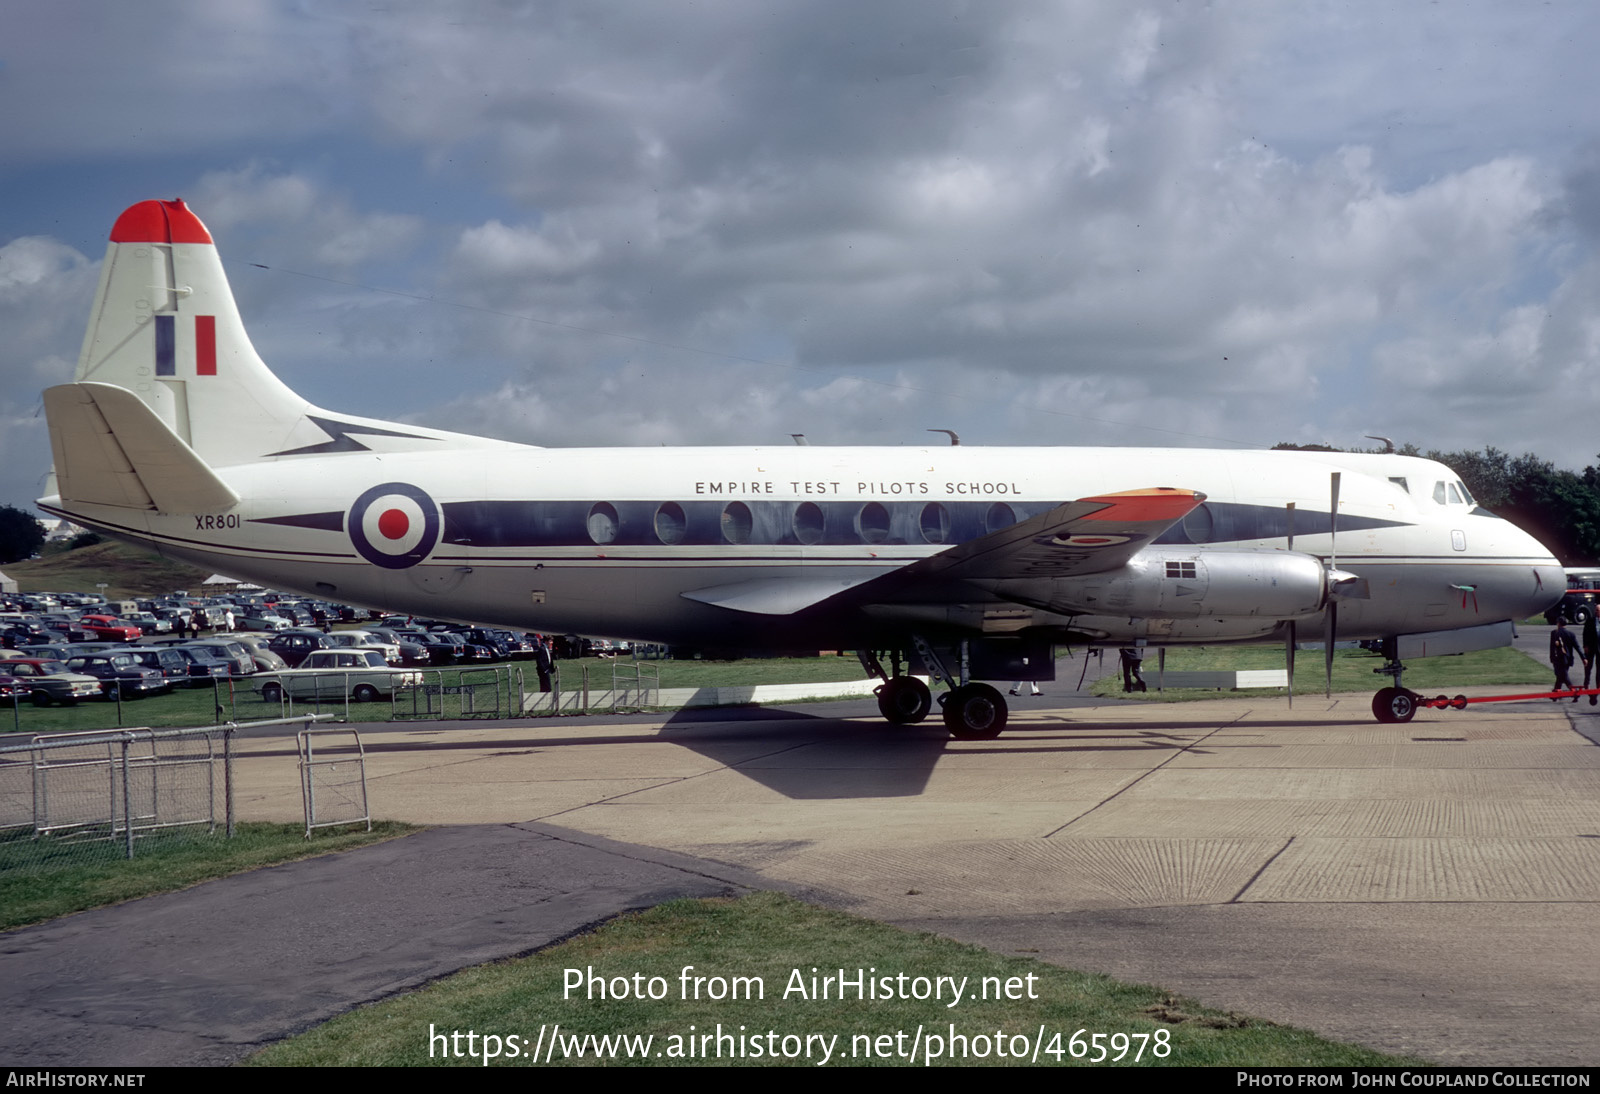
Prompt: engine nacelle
<box><xmin>1030</xmin><ymin>547</ymin><xmax>1328</xmax><ymax>619</ymax></box>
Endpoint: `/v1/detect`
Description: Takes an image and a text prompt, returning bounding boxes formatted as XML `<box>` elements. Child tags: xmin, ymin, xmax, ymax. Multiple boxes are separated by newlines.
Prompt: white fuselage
<box><xmin>41</xmin><ymin>444</ymin><xmax>1563</xmax><ymax>649</ymax></box>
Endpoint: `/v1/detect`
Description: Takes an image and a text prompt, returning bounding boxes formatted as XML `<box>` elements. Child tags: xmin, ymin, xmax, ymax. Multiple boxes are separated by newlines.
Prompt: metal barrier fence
<box><xmin>522</xmin><ymin>661</ymin><xmax>659</xmax><ymax>714</ymax></box>
<box><xmin>392</xmin><ymin>667</ymin><xmax>518</xmax><ymax>720</ymax></box>
<box><xmin>0</xmin><ymin>716</ymin><xmax>329</xmax><ymax>873</ymax></box>
<box><xmin>252</xmin><ymin>665</ymin><xmax>521</xmax><ymax>721</ymax></box>
<box><xmin>298</xmin><ymin>728</ymin><xmax>371</xmax><ymax>837</ymax></box>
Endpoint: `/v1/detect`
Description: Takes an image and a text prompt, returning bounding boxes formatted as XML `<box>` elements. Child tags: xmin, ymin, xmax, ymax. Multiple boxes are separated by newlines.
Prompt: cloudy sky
<box><xmin>4</xmin><ymin>0</ymin><xmax>1600</xmax><ymax>514</ymax></box>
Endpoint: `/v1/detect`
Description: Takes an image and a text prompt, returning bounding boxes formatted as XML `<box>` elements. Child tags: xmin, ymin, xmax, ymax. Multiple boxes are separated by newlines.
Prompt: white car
<box><xmin>325</xmin><ymin>630</ymin><xmax>403</xmax><ymax>665</ymax></box>
<box><xmin>256</xmin><ymin>649</ymin><xmax>421</xmax><ymax>703</ymax></box>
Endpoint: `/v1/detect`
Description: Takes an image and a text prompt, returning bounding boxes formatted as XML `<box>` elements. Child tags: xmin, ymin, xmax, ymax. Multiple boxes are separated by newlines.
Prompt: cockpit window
<box><xmin>1447</xmin><ymin>483</ymin><xmax>1463</xmax><ymax>504</ymax></box>
<box><xmin>1388</xmin><ymin>477</ymin><xmax>1409</xmax><ymax>494</ymax></box>
<box><xmin>1433</xmin><ymin>481</ymin><xmax>1447</xmax><ymax>505</ymax></box>
<box><xmin>1457</xmin><ymin>481</ymin><xmax>1475</xmax><ymax>506</ymax></box>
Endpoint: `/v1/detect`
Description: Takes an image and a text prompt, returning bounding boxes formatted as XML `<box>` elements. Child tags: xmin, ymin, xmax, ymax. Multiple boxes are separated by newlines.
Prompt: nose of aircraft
<box><xmin>1489</xmin><ymin>515</ymin><xmax>1564</xmax><ymax>618</ymax></box>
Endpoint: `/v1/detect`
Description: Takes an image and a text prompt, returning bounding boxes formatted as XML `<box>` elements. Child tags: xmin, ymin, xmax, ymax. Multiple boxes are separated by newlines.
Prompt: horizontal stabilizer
<box><xmin>682</xmin><ymin>574</ymin><xmax>883</xmax><ymax>615</ymax></box>
<box><xmin>43</xmin><ymin>382</ymin><xmax>240</xmax><ymax>513</ymax></box>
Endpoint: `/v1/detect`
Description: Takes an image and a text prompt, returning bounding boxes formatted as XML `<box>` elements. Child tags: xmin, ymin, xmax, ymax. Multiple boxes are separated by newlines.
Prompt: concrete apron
<box><xmin>230</xmin><ymin>691</ymin><xmax>1600</xmax><ymax>1066</ymax></box>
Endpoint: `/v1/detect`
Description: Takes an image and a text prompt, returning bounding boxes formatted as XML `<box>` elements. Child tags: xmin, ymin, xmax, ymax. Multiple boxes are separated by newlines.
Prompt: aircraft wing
<box><xmin>681</xmin><ymin>487</ymin><xmax>1204</xmax><ymax>616</ymax></box>
<box><xmin>883</xmin><ymin>487</ymin><xmax>1203</xmax><ymax>583</ymax></box>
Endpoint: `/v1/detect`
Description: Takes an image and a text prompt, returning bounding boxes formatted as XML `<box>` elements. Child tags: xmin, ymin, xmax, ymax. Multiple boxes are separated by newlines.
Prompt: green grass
<box><xmin>0</xmin><ymin>821</ymin><xmax>414</xmax><ymax>931</ymax></box>
<box><xmin>246</xmin><ymin>891</ymin><xmax>1425</xmax><ymax>1068</ymax></box>
<box><xmin>1091</xmin><ymin>645</ymin><xmax>1548</xmax><ymax>701</ymax></box>
<box><xmin>6</xmin><ymin>539</ymin><xmax>212</xmax><ymax>598</ymax></box>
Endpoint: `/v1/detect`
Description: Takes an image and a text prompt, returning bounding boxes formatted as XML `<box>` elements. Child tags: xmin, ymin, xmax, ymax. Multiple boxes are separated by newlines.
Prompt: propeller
<box><xmin>1283</xmin><ymin>476</ymin><xmax>1371</xmax><ymax>701</ymax></box>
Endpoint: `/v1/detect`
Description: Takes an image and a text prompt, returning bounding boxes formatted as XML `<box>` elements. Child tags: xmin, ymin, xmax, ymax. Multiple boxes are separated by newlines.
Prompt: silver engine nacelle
<box><xmin>1033</xmin><ymin>547</ymin><xmax>1329</xmax><ymax>620</ymax></box>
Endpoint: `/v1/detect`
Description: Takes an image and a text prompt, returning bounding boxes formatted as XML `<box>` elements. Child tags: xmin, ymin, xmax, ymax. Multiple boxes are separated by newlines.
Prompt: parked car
<box><xmin>266</xmin><ymin>630</ymin><xmax>335</xmax><ymax>668</ymax></box>
<box><xmin>64</xmin><ymin>654</ymin><xmax>172</xmax><ymax>699</ymax></box>
<box><xmin>0</xmin><ymin>674</ymin><xmax>33</xmax><ymax>706</ymax></box>
<box><xmin>4</xmin><ymin>659</ymin><xmax>105</xmax><ymax>706</ymax></box>
<box><xmin>255</xmin><ymin>649</ymin><xmax>422</xmax><ymax>703</ymax></box>
<box><xmin>78</xmin><ymin>615</ymin><xmax>143</xmax><ymax>642</ymax></box>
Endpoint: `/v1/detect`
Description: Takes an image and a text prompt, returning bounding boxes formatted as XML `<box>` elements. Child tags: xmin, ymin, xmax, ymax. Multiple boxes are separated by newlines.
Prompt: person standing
<box><xmin>534</xmin><ymin>640</ymin><xmax>554</xmax><ymax>693</ymax></box>
<box><xmin>1550</xmin><ymin>621</ymin><xmax>1580</xmax><ymax>699</ymax></box>
<box><xmin>1583</xmin><ymin>614</ymin><xmax>1599</xmax><ymax>705</ymax></box>
<box><xmin>1119</xmin><ymin>647</ymin><xmax>1146</xmax><ymax>692</ymax></box>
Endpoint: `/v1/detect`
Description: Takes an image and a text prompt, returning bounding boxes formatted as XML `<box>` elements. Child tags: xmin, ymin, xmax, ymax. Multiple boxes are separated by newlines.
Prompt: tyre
<box><xmin>31</xmin><ymin>692</ymin><xmax>51</xmax><ymax>708</ymax></box>
<box><xmin>1372</xmin><ymin>687</ymin><xmax>1417</xmax><ymax>723</ymax></box>
<box><xmin>875</xmin><ymin>677</ymin><xmax>932</xmax><ymax>725</ymax></box>
<box><xmin>261</xmin><ymin>682</ymin><xmax>284</xmax><ymax>703</ymax></box>
<box><xmin>942</xmin><ymin>683</ymin><xmax>1007</xmax><ymax>739</ymax></box>
<box><xmin>352</xmin><ymin>683</ymin><xmax>380</xmax><ymax>703</ymax></box>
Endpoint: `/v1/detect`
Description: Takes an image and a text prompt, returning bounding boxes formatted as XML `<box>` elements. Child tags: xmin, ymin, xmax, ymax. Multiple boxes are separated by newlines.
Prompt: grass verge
<box><xmin>1091</xmin><ymin>645</ymin><xmax>1548</xmax><ymax>702</ymax></box>
<box><xmin>247</xmin><ymin>891</ymin><xmax>1424</xmax><ymax>1068</ymax></box>
<box><xmin>0</xmin><ymin>821</ymin><xmax>414</xmax><ymax>931</ymax></box>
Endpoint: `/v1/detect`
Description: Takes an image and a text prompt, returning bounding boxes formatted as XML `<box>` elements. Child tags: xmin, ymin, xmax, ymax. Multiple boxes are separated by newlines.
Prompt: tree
<box><xmin>0</xmin><ymin>505</ymin><xmax>45</xmax><ymax>565</ymax></box>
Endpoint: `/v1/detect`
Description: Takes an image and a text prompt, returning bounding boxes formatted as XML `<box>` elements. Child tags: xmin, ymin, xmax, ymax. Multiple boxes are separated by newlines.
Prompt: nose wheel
<box><xmin>1372</xmin><ymin>686</ymin><xmax>1418</xmax><ymax>723</ymax></box>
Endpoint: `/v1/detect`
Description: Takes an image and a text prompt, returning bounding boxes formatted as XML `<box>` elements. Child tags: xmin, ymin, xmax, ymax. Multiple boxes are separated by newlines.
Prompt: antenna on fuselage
<box><xmin>927</xmin><ymin>429</ymin><xmax>960</xmax><ymax>445</ymax></box>
<box><xmin>790</xmin><ymin>434</ymin><xmax>808</xmax><ymax>445</ymax></box>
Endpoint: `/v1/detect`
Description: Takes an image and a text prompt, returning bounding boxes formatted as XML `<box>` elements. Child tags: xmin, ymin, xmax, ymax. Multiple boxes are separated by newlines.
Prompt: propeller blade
<box><xmin>1324</xmin><ymin>601</ymin><xmax>1338</xmax><ymax>698</ymax></box>
<box><xmin>1329</xmin><ymin>472</ymin><xmax>1341</xmax><ymax>570</ymax></box>
<box><xmin>1286</xmin><ymin>620</ymin><xmax>1295</xmax><ymax>709</ymax></box>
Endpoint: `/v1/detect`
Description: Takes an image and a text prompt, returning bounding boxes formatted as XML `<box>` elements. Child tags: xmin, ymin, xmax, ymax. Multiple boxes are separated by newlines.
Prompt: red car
<box><xmin>78</xmin><ymin>615</ymin><xmax>144</xmax><ymax>642</ymax></box>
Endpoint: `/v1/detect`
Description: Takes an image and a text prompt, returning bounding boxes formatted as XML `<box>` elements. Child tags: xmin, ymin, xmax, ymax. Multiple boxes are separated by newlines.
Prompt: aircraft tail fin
<box><xmin>43</xmin><ymin>381</ymin><xmax>240</xmax><ymax>513</ymax></box>
<box><xmin>75</xmin><ymin>199</ymin><xmax>315</xmax><ymax>468</ymax></box>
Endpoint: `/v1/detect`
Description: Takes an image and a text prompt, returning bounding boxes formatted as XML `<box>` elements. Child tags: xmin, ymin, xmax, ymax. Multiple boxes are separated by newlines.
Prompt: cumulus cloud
<box><xmin>5</xmin><ymin>0</ymin><xmax>1600</xmax><ymax>513</ymax></box>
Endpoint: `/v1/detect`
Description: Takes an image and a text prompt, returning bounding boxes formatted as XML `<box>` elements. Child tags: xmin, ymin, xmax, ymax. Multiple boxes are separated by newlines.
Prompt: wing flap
<box><xmin>43</xmin><ymin>382</ymin><xmax>240</xmax><ymax>513</ymax></box>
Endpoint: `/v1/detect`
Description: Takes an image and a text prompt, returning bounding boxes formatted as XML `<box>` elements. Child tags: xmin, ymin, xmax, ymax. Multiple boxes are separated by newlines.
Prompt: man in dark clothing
<box><xmin>1119</xmin><ymin>647</ymin><xmax>1146</xmax><ymax>692</ymax></box>
<box><xmin>1584</xmin><ymin>615</ymin><xmax>1600</xmax><ymax>705</ymax></box>
<box><xmin>1550</xmin><ymin>621</ymin><xmax>1580</xmax><ymax>699</ymax></box>
<box><xmin>534</xmin><ymin>641</ymin><xmax>554</xmax><ymax>693</ymax></box>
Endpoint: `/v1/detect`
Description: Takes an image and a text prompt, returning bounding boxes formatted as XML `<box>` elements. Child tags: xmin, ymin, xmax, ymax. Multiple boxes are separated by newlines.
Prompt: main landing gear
<box><xmin>861</xmin><ymin>650</ymin><xmax>931</xmax><ymax>725</ymax></box>
<box><xmin>860</xmin><ymin>642</ymin><xmax>1011</xmax><ymax>739</ymax></box>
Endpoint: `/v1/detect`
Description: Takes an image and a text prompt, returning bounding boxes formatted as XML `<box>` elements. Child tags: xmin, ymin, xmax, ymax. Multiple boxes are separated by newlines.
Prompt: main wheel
<box><xmin>876</xmin><ymin>676</ymin><xmax>932</xmax><ymax>725</ymax></box>
<box><xmin>1372</xmin><ymin>687</ymin><xmax>1417</xmax><ymax>723</ymax></box>
<box><xmin>942</xmin><ymin>683</ymin><xmax>1007</xmax><ymax>740</ymax></box>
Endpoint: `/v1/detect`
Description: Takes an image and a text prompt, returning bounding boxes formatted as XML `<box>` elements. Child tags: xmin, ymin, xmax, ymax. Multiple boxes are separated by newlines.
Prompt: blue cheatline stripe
<box><xmin>155</xmin><ymin>314</ymin><xmax>175</xmax><ymax>376</ymax></box>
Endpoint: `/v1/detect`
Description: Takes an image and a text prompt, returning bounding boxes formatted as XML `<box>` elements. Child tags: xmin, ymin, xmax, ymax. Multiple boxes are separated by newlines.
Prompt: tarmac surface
<box><xmin>4</xmin><ymin>645</ymin><xmax>1599</xmax><ymax>1067</ymax></box>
